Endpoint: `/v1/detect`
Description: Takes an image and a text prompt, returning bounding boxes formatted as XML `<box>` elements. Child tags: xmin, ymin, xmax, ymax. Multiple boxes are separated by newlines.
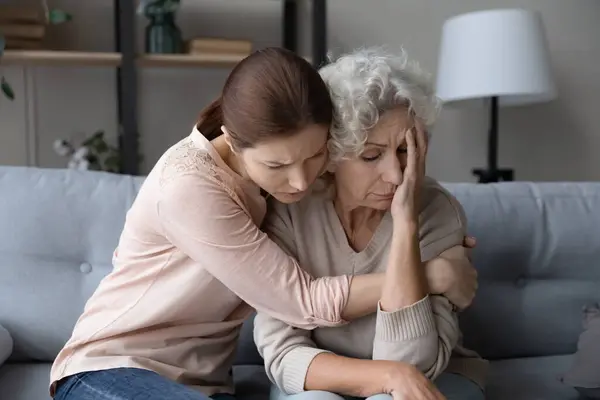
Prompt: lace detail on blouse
<box><xmin>159</xmin><ymin>136</ymin><xmax>238</xmax><ymax>201</ymax></box>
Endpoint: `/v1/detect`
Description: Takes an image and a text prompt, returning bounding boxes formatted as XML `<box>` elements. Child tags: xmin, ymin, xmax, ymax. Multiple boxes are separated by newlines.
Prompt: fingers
<box><xmin>463</xmin><ymin>236</ymin><xmax>477</xmax><ymax>248</ymax></box>
<box><xmin>403</xmin><ymin>129</ymin><xmax>417</xmax><ymax>184</ymax></box>
<box><xmin>425</xmin><ymin>381</ymin><xmax>445</xmax><ymax>400</ymax></box>
<box><xmin>414</xmin><ymin>121</ymin><xmax>428</xmax><ymax>177</ymax></box>
<box><xmin>416</xmin><ymin>127</ymin><xmax>428</xmax><ymax>157</ymax></box>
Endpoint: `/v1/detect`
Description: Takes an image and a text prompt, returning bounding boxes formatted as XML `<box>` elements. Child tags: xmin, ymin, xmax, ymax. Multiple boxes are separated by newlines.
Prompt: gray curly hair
<box><xmin>319</xmin><ymin>46</ymin><xmax>441</xmax><ymax>162</ymax></box>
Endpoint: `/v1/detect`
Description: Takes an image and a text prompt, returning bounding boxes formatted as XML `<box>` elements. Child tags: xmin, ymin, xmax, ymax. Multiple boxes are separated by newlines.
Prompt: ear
<box><xmin>221</xmin><ymin>126</ymin><xmax>236</xmax><ymax>153</ymax></box>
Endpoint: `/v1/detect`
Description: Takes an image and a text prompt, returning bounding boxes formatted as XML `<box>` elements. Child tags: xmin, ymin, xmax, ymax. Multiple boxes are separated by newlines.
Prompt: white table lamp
<box><xmin>435</xmin><ymin>9</ymin><xmax>557</xmax><ymax>182</ymax></box>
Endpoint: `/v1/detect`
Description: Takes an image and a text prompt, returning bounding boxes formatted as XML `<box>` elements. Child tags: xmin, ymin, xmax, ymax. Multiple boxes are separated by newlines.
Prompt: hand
<box><xmin>381</xmin><ymin>361</ymin><xmax>445</xmax><ymax>400</ymax></box>
<box><xmin>391</xmin><ymin>125</ymin><xmax>428</xmax><ymax>224</ymax></box>
<box><xmin>425</xmin><ymin>246</ymin><xmax>478</xmax><ymax>310</ymax></box>
<box><xmin>463</xmin><ymin>235</ymin><xmax>477</xmax><ymax>251</ymax></box>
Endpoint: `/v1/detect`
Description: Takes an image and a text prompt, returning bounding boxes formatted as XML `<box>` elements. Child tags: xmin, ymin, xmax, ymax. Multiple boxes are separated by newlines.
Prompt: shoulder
<box><xmin>153</xmin><ymin>136</ymin><xmax>243</xmax><ymax>204</ymax></box>
<box><xmin>417</xmin><ymin>177</ymin><xmax>467</xmax><ymax>255</ymax></box>
<box><xmin>156</xmin><ymin>136</ymin><xmax>220</xmax><ymax>186</ymax></box>
<box><xmin>419</xmin><ymin>176</ymin><xmax>466</xmax><ymax>226</ymax></box>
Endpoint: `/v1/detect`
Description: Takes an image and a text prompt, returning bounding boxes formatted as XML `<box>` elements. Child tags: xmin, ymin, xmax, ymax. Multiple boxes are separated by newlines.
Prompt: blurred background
<box><xmin>0</xmin><ymin>0</ymin><xmax>598</xmax><ymax>182</ymax></box>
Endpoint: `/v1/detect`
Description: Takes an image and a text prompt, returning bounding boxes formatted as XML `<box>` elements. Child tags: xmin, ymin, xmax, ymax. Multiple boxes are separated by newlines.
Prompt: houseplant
<box><xmin>54</xmin><ymin>130</ymin><xmax>121</xmax><ymax>173</ymax></box>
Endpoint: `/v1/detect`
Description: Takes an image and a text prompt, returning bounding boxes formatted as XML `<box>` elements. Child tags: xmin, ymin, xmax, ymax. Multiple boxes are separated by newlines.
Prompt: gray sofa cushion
<box><xmin>445</xmin><ymin>182</ymin><xmax>600</xmax><ymax>360</ymax></box>
<box><xmin>0</xmin><ymin>325</ymin><xmax>12</xmax><ymax>365</ymax></box>
<box><xmin>561</xmin><ymin>304</ymin><xmax>600</xmax><ymax>398</ymax></box>
<box><xmin>485</xmin><ymin>355</ymin><xmax>580</xmax><ymax>400</ymax></box>
<box><xmin>0</xmin><ymin>167</ymin><xmax>144</xmax><ymax>362</ymax></box>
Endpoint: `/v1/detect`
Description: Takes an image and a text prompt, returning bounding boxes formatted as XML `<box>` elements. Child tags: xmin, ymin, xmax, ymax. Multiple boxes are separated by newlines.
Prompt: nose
<box><xmin>381</xmin><ymin>154</ymin><xmax>403</xmax><ymax>185</ymax></box>
<box><xmin>288</xmin><ymin>167</ymin><xmax>309</xmax><ymax>192</ymax></box>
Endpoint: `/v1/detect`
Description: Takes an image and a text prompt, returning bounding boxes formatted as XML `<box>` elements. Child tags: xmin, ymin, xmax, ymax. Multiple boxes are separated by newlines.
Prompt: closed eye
<box><xmin>266</xmin><ymin>164</ymin><xmax>286</xmax><ymax>169</ymax></box>
<box><xmin>361</xmin><ymin>153</ymin><xmax>381</xmax><ymax>162</ymax></box>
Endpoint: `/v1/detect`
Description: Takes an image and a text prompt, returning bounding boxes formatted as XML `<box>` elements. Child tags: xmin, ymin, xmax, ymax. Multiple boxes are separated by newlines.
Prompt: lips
<box><xmin>279</xmin><ymin>191</ymin><xmax>305</xmax><ymax>197</ymax></box>
<box><xmin>373</xmin><ymin>193</ymin><xmax>394</xmax><ymax>199</ymax></box>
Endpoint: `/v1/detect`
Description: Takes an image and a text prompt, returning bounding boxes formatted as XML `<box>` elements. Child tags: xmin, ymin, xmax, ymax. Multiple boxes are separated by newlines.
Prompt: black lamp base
<box><xmin>472</xmin><ymin>168</ymin><xmax>514</xmax><ymax>183</ymax></box>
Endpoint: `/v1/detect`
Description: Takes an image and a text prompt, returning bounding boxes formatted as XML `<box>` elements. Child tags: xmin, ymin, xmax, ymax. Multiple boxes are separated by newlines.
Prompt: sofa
<box><xmin>0</xmin><ymin>165</ymin><xmax>598</xmax><ymax>400</ymax></box>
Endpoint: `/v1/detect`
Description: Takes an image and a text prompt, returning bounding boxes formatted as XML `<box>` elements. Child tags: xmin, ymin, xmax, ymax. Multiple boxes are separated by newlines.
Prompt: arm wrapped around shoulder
<box><xmin>157</xmin><ymin>173</ymin><xmax>350</xmax><ymax>329</ymax></box>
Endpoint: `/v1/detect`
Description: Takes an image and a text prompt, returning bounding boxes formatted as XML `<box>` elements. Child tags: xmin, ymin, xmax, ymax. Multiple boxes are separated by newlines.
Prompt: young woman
<box><xmin>50</xmin><ymin>47</ymin><xmax>475</xmax><ymax>400</ymax></box>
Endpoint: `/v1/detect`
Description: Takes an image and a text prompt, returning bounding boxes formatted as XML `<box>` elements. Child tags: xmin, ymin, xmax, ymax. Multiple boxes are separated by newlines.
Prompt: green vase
<box><xmin>145</xmin><ymin>12</ymin><xmax>183</xmax><ymax>54</ymax></box>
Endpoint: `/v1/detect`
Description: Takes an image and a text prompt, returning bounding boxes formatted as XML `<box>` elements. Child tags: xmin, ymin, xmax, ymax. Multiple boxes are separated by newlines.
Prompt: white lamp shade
<box><xmin>436</xmin><ymin>9</ymin><xmax>557</xmax><ymax>106</ymax></box>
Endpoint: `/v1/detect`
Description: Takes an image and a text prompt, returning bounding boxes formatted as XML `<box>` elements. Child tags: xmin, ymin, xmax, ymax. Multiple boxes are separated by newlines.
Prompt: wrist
<box><xmin>378</xmin><ymin>360</ymin><xmax>413</xmax><ymax>394</ymax></box>
<box><xmin>374</xmin><ymin>360</ymin><xmax>401</xmax><ymax>396</ymax></box>
<box><xmin>392</xmin><ymin>220</ymin><xmax>418</xmax><ymax>241</ymax></box>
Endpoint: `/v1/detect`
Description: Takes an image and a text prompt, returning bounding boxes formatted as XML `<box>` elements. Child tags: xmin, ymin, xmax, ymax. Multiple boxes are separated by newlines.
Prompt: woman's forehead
<box><xmin>369</xmin><ymin>109</ymin><xmax>415</xmax><ymax>142</ymax></box>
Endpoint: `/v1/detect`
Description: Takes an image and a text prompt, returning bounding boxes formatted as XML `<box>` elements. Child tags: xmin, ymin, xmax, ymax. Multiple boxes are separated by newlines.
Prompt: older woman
<box><xmin>253</xmin><ymin>47</ymin><xmax>487</xmax><ymax>400</ymax></box>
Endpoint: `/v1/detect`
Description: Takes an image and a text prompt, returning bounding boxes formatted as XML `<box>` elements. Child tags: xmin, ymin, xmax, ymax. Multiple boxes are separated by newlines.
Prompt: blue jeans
<box><xmin>54</xmin><ymin>367</ymin><xmax>236</xmax><ymax>400</ymax></box>
<box><xmin>270</xmin><ymin>372</ymin><xmax>484</xmax><ymax>400</ymax></box>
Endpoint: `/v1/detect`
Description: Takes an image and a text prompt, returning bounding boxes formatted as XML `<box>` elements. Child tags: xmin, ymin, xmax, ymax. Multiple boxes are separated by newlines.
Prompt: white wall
<box><xmin>1</xmin><ymin>0</ymin><xmax>599</xmax><ymax>182</ymax></box>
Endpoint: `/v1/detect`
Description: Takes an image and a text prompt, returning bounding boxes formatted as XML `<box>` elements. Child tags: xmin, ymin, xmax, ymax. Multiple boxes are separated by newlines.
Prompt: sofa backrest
<box><xmin>448</xmin><ymin>181</ymin><xmax>600</xmax><ymax>360</ymax></box>
<box><xmin>0</xmin><ymin>167</ymin><xmax>144</xmax><ymax>362</ymax></box>
<box><xmin>1</xmin><ymin>166</ymin><xmax>599</xmax><ymax>363</ymax></box>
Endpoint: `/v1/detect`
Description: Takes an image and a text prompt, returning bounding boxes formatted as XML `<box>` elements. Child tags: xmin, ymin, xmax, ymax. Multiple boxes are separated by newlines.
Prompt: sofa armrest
<box><xmin>0</xmin><ymin>324</ymin><xmax>13</xmax><ymax>366</ymax></box>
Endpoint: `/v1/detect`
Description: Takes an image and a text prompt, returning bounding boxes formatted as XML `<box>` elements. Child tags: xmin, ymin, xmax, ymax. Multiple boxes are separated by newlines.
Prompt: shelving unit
<box><xmin>1</xmin><ymin>50</ymin><xmax>122</xmax><ymax>67</ymax></box>
<box><xmin>138</xmin><ymin>53</ymin><xmax>247</xmax><ymax>68</ymax></box>
<box><xmin>2</xmin><ymin>0</ymin><xmax>328</xmax><ymax>175</ymax></box>
<box><xmin>2</xmin><ymin>50</ymin><xmax>248</xmax><ymax>68</ymax></box>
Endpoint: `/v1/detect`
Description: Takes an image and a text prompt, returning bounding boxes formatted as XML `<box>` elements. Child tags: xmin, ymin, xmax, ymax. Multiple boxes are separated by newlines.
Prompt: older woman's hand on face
<box><xmin>391</xmin><ymin>125</ymin><xmax>428</xmax><ymax>225</ymax></box>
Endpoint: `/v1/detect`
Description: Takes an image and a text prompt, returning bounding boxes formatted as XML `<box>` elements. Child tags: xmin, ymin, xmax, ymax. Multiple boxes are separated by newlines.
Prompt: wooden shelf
<box><xmin>137</xmin><ymin>53</ymin><xmax>246</xmax><ymax>68</ymax></box>
<box><xmin>1</xmin><ymin>50</ymin><xmax>122</xmax><ymax>67</ymax></box>
<box><xmin>1</xmin><ymin>50</ymin><xmax>247</xmax><ymax>68</ymax></box>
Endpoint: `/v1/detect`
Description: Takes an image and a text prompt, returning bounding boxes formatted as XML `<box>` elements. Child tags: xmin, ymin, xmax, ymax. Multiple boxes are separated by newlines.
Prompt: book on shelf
<box><xmin>4</xmin><ymin>38</ymin><xmax>42</xmax><ymax>50</ymax></box>
<box><xmin>0</xmin><ymin>5</ymin><xmax>45</xmax><ymax>25</ymax></box>
<box><xmin>0</xmin><ymin>5</ymin><xmax>46</xmax><ymax>49</ymax></box>
<box><xmin>186</xmin><ymin>38</ymin><xmax>252</xmax><ymax>56</ymax></box>
<box><xmin>0</xmin><ymin>23</ymin><xmax>45</xmax><ymax>39</ymax></box>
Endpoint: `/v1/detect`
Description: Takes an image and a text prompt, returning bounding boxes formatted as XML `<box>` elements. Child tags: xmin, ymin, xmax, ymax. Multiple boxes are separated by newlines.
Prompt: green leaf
<box><xmin>48</xmin><ymin>9</ymin><xmax>73</xmax><ymax>25</ymax></box>
<box><xmin>104</xmin><ymin>154</ymin><xmax>121</xmax><ymax>173</ymax></box>
<box><xmin>95</xmin><ymin>140</ymin><xmax>109</xmax><ymax>153</ymax></box>
<box><xmin>1</xmin><ymin>76</ymin><xmax>15</xmax><ymax>100</ymax></box>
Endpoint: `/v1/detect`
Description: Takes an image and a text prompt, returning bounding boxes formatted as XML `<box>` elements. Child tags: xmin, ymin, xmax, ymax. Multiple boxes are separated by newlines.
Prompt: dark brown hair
<box><xmin>197</xmin><ymin>47</ymin><xmax>333</xmax><ymax>149</ymax></box>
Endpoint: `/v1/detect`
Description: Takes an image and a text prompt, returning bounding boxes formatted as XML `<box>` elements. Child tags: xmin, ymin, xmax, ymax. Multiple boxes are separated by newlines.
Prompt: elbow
<box><xmin>292</xmin><ymin>276</ymin><xmax>350</xmax><ymax>329</ymax></box>
<box><xmin>419</xmin><ymin>339</ymin><xmax>455</xmax><ymax>380</ymax></box>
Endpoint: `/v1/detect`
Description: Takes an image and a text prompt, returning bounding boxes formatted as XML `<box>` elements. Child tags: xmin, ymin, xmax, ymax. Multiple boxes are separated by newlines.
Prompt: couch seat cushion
<box><xmin>0</xmin><ymin>363</ymin><xmax>52</xmax><ymax>400</ymax></box>
<box><xmin>486</xmin><ymin>355</ymin><xmax>580</xmax><ymax>400</ymax></box>
<box><xmin>0</xmin><ymin>357</ymin><xmax>584</xmax><ymax>400</ymax></box>
<box><xmin>0</xmin><ymin>363</ymin><xmax>272</xmax><ymax>400</ymax></box>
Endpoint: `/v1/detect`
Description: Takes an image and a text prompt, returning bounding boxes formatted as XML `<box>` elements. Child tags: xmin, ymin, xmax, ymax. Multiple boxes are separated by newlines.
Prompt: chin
<box><xmin>271</xmin><ymin>191</ymin><xmax>309</xmax><ymax>204</ymax></box>
<box><xmin>370</xmin><ymin>199</ymin><xmax>393</xmax><ymax>211</ymax></box>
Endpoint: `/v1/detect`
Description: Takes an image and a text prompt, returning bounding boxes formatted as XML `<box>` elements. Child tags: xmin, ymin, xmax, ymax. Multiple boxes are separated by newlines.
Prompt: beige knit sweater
<box><xmin>254</xmin><ymin>178</ymin><xmax>488</xmax><ymax>395</ymax></box>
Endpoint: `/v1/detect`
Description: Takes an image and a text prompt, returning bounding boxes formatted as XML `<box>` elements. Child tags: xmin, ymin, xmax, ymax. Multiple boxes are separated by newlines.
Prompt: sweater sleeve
<box><xmin>157</xmin><ymin>172</ymin><xmax>350</xmax><ymax>329</ymax></box>
<box><xmin>371</xmin><ymin>182</ymin><xmax>466</xmax><ymax>378</ymax></box>
<box><xmin>254</xmin><ymin>311</ymin><xmax>329</xmax><ymax>394</ymax></box>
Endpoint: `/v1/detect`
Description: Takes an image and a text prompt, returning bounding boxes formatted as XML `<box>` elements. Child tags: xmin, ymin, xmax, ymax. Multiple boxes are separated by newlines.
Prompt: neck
<box><xmin>333</xmin><ymin>187</ymin><xmax>385</xmax><ymax>250</ymax></box>
<box><xmin>211</xmin><ymin>135</ymin><xmax>248</xmax><ymax>179</ymax></box>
